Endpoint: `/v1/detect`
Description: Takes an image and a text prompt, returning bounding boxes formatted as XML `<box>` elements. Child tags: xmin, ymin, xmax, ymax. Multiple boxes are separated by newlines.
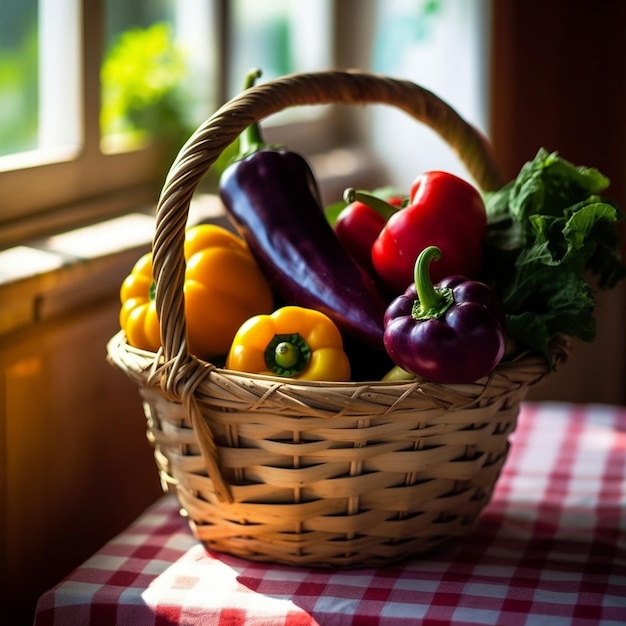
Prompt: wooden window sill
<box><xmin>0</xmin><ymin>194</ymin><xmax>226</xmax><ymax>338</ymax></box>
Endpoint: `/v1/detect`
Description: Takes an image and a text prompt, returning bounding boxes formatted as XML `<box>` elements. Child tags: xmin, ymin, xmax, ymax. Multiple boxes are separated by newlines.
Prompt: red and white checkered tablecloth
<box><xmin>34</xmin><ymin>402</ymin><xmax>626</xmax><ymax>626</ymax></box>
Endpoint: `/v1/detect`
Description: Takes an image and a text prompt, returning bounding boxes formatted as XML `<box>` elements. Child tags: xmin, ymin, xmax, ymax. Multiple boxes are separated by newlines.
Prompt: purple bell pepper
<box><xmin>383</xmin><ymin>246</ymin><xmax>506</xmax><ymax>384</ymax></box>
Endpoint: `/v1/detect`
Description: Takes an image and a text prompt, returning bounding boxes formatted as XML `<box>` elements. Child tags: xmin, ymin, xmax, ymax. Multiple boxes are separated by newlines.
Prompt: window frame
<box><xmin>1</xmin><ymin>1</ymin><xmax>169</xmax><ymax>247</ymax></box>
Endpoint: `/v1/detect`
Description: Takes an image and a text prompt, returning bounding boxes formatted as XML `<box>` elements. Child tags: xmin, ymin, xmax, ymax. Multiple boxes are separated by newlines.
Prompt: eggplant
<box><xmin>218</xmin><ymin>99</ymin><xmax>388</xmax><ymax>349</ymax></box>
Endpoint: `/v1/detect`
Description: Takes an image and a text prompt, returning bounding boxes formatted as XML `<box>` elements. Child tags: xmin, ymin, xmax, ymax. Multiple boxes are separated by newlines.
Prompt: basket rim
<box><xmin>107</xmin><ymin>329</ymin><xmax>569</xmax><ymax>392</ymax></box>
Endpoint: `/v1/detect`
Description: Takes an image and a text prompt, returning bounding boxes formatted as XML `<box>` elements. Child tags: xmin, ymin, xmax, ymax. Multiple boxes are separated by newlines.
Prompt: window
<box><xmin>0</xmin><ymin>0</ymin><xmax>80</xmax><ymax>160</ymax></box>
<box><xmin>0</xmin><ymin>0</ymin><xmax>489</xmax><ymax>250</ymax></box>
<box><xmin>369</xmin><ymin>0</ymin><xmax>491</xmax><ymax>188</ymax></box>
<box><xmin>227</xmin><ymin>0</ymin><xmax>332</xmax><ymax>96</ymax></box>
<box><xmin>0</xmin><ymin>0</ymin><xmax>336</xmax><ymax>248</ymax></box>
<box><xmin>0</xmin><ymin>0</ymin><xmax>40</xmax><ymax>157</ymax></box>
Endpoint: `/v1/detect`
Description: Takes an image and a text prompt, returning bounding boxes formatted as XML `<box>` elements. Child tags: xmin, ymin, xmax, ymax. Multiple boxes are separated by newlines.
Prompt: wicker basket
<box><xmin>107</xmin><ymin>70</ymin><xmax>569</xmax><ymax>568</ymax></box>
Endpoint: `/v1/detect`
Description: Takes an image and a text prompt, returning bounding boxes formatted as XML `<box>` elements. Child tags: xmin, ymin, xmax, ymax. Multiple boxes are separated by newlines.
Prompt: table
<box><xmin>34</xmin><ymin>402</ymin><xmax>626</xmax><ymax>625</ymax></box>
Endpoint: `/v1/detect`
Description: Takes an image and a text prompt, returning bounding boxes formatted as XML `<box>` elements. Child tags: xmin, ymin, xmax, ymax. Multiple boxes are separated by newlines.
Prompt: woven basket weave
<box><xmin>107</xmin><ymin>70</ymin><xmax>569</xmax><ymax>568</ymax></box>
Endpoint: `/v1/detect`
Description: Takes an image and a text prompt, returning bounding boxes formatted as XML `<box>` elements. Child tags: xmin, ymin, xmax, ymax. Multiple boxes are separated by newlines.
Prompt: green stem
<box><xmin>343</xmin><ymin>188</ymin><xmax>400</xmax><ymax>220</ymax></box>
<box><xmin>243</xmin><ymin>67</ymin><xmax>262</xmax><ymax>90</ymax></box>
<box><xmin>264</xmin><ymin>333</ymin><xmax>311</xmax><ymax>376</ymax></box>
<box><xmin>274</xmin><ymin>342</ymin><xmax>300</xmax><ymax>369</ymax></box>
<box><xmin>412</xmin><ymin>246</ymin><xmax>454</xmax><ymax>320</ymax></box>
<box><xmin>239</xmin><ymin>68</ymin><xmax>265</xmax><ymax>156</ymax></box>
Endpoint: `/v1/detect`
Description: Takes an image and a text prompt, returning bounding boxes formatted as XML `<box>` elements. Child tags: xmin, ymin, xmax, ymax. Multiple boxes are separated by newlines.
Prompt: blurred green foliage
<box><xmin>0</xmin><ymin>22</ymin><xmax>38</xmax><ymax>156</ymax></box>
<box><xmin>100</xmin><ymin>21</ymin><xmax>194</xmax><ymax>156</ymax></box>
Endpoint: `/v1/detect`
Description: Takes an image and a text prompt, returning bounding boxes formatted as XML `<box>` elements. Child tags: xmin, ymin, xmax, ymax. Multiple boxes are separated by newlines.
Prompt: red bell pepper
<box><xmin>370</xmin><ymin>171</ymin><xmax>487</xmax><ymax>295</ymax></box>
<box><xmin>383</xmin><ymin>246</ymin><xmax>506</xmax><ymax>384</ymax></box>
<box><xmin>334</xmin><ymin>189</ymin><xmax>404</xmax><ymax>274</ymax></box>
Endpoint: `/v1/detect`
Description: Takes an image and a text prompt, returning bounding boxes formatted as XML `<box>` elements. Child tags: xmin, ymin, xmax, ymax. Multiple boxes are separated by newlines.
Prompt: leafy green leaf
<box><xmin>482</xmin><ymin>149</ymin><xmax>625</xmax><ymax>357</ymax></box>
<box><xmin>505</xmin><ymin>312</ymin><xmax>551</xmax><ymax>358</ymax></box>
<box><xmin>507</xmin><ymin>148</ymin><xmax>610</xmax><ymax>223</ymax></box>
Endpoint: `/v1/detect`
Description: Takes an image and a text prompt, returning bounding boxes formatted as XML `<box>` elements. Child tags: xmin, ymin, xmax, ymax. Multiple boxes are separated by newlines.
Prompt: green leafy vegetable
<box><xmin>482</xmin><ymin>148</ymin><xmax>626</xmax><ymax>360</ymax></box>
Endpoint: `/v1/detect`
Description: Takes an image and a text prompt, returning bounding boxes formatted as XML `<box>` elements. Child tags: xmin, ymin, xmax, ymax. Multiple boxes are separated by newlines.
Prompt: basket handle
<box><xmin>153</xmin><ymin>70</ymin><xmax>504</xmax><ymax>394</ymax></box>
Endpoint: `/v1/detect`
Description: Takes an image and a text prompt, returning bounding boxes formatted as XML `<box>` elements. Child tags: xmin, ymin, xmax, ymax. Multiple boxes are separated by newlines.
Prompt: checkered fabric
<box><xmin>34</xmin><ymin>402</ymin><xmax>626</xmax><ymax>625</ymax></box>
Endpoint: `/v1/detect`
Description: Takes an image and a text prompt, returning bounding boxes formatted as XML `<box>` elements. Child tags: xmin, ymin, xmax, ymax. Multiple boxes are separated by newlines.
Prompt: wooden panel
<box><xmin>490</xmin><ymin>0</ymin><xmax>626</xmax><ymax>207</ymax></box>
<box><xmin>0</xmin><ymin>297</ymin><xmax>163</xmax><ymax>624</ymax></box>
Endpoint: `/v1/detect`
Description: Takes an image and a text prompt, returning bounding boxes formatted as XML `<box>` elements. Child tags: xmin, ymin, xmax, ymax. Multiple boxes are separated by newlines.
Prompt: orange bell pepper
<box><xmin>119</xmin><ymin>224</ymin><xmax>274</xmax><ymax>358</ymax></box>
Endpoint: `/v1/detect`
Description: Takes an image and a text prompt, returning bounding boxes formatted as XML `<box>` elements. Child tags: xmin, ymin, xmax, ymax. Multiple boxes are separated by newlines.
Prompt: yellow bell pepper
<box><xmin>119</xmin><ymin>224</ymin><xmax>274</xmax><ymax>358</ymax></box>
<box><xmin>226</xmin><ymin>305</ymin><xmax>351</xmax><ymax>381</ymax></box>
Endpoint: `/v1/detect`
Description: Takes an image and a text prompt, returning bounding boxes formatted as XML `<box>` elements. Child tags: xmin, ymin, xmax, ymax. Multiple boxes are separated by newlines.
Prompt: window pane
<box><xmin>0</xmin><ymin>0</ymin><xmax>39</xmax><ymax>156</ymax></box>
<box><xmin>101</xmin><ymin>0</ymin><xmax>216</xmax><ymax>155</ymax></box>
<box><xmin>0</xmin><ymin>0</ymin><xmax>79</xmax><ymax>160</ymax></box>
<box><xmin>228</xmin><ymin>0</ymin><xmax>332</xmax><ymax>96</ymax></box>
<box><xmin>369</xmin><ymin>0</ymin><xmax>490</xmax><ymax>187</ymax></box>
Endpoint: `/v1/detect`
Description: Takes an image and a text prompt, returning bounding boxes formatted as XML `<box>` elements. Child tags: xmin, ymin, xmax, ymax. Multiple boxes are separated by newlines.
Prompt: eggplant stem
<box><xmin>240</xmin><ymin>69</ymin><xmax>265</xmax><ymax>156</ymax></box>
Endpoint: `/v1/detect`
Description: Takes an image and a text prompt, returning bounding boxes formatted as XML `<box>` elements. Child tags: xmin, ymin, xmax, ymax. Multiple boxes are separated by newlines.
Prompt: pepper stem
<box><xmin>264</xmin><ymin>333</ymin><xmax>311</xmax><ymax>377</ymax></box>
<box><xmin>343</xmin><ymin>188</ymin><xmax>400</xmax><ymax>221</ymax></box>
<box><xmin>239</xmin><ymin>68</ymin><xmax>265</xmax><ymax>156</ymax></box>
<box><xmin>412</xmin><ymin>246</ymin><xmax>454</xmax><ymax>320</ymax></box>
